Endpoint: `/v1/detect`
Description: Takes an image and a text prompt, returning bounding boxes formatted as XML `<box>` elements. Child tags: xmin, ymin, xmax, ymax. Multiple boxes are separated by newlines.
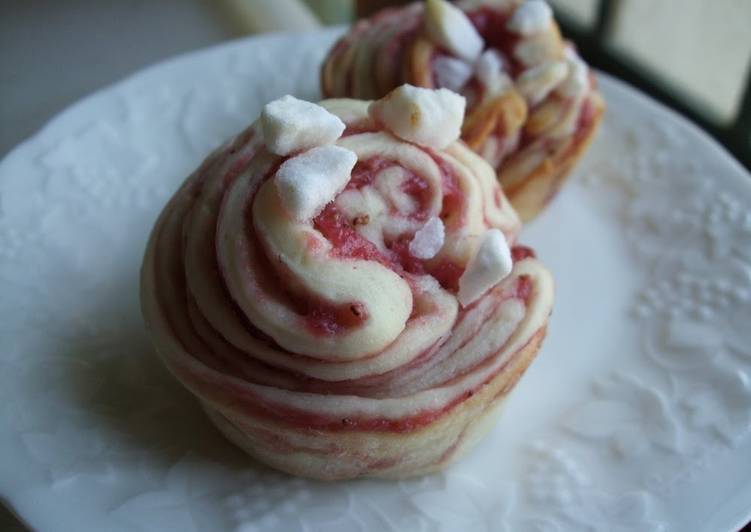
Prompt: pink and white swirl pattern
<box><xmin>141</xmin><ymin>98</ymin><xmax>554</xmax><ymax>479</ymax></box>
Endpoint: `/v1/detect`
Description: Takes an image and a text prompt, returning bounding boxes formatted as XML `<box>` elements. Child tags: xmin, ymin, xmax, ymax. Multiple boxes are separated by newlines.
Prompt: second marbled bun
<box><xmin>141</xmin><ymin>88</ymin><xmax>554</xmax><ymax>479</ymax></box>
<box><xmin>322</xmin><ymin>0</ymin><xmax>604</xmax><ymax>221</ymax></box>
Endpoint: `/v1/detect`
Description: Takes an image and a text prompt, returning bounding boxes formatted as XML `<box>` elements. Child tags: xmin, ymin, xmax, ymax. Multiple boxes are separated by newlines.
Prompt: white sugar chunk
<box><xmin>507</xmin><ymin>0</ymin><xmax>553</xmax><ymax>36</ymax></box>
<box><xmin>557</xmin><ymin>48</ymin><xmax>589</xmax><ymax>97</ymax></box>
<box><xmin>476</xmin><ymin>49</ymin><xmax>505</xmax><ymax>81</ymax></box>
<box><xmin>475</xmin><ymin>49</ymin><xmax>512</xmax><ymax>93</ymax></box>
<box><xmin>516</xmin><ymin>60</ymin><xmax>568</xmax><ymax>105</ymax></box>
<box><xmin>424</xmin><ymin>0</ymin><xmax>484</xmax><ymax>62</ymax></box>
<box><xmin>514</xmin><ymin>37</ymin><xmax>552</xmax><ymax>66</ymax></box>
<box><xmin>434</xmin><ymin>56</ymin><xmax>474</xmax><ymax>92</ymax></box>
<box><xmin>275</xmin><ymin>145</ymin><xmax>357</xmax><ymax>221</ymax></box>
<box><xmin>262</xmin><ymin>95</ymin><xmax>346</xmax><ymax>156</ymax></box>
<box><xmin>369</xmin><ymin>85</ymin><xmax>466</xmax><ymax>149</ymax></box>
<box><xmin>409</xmin><ymin>217</ymin><xmax>445</xmax><ymax>259</ymax></box>
<box><xmin>457</xmin><ymin>229</ymin><xmax>513</xmax><ymax>306</ymax></box>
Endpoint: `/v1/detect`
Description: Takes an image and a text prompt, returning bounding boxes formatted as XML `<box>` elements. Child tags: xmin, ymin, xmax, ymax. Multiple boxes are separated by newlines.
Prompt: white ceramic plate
<box><xmin>1</xmin><ymin>30</ymin><xmax>750</xmax><ymax>532</ymax></box>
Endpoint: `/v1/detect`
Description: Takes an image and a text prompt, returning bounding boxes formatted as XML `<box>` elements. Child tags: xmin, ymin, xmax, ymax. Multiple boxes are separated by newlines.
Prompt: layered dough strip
<box><xmin>141</xmin><ymin>91</ymin><xmax>553</xmax><ymax>479</ymax></box>
<box><xmin>321</xmin><ymin>0</ymin><xmax>605</xmax><ymax>221</ymax></box>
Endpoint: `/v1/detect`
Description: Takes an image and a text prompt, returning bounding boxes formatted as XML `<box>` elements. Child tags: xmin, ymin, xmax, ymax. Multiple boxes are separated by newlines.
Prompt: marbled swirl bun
<box><xmin>141</xmin><ymin>93</ymin><xmax>553</xmax><ymax>479</ymax></box>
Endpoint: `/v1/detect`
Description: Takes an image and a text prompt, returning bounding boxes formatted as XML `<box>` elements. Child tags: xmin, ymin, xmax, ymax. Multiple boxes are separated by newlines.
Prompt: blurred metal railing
<box><xmin>553</xmin><ymin>0</ymin><xmax>751</xmax><ymax>170</ymax></box>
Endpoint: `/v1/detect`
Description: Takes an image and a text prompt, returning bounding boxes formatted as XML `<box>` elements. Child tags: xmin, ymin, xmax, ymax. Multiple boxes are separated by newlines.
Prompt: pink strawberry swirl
<box><xmin>141</xmin><ymin>98</ymin><xmax>553</xmax><ymax>479</ymax></box>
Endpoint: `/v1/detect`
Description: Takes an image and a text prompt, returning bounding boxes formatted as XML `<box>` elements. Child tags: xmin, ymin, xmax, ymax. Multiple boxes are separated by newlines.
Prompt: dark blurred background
<box><xmin>549</xmin><ymin>0</ymin><xmax>751</xmax><ymax>171</ymax></box>
<box><xmin>1</xmin><ymin>1</ymin><xmax>750</xmax><ymax>530</ymax></box>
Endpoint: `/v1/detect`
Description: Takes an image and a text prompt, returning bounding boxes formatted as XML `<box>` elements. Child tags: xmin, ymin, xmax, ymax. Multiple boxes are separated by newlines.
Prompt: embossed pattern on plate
<box><xmin>0</xmin><ymin>29</ymin><xmax>750</xmax><ymax>532</ymax></box>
